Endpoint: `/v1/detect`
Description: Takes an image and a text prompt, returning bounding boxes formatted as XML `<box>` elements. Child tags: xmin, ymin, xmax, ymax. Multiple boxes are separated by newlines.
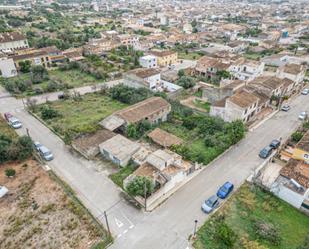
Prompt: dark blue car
<box><xmin>217</xmin><ymin>182</ymin><xmax>234</xmax><ymax>199</ymax></box>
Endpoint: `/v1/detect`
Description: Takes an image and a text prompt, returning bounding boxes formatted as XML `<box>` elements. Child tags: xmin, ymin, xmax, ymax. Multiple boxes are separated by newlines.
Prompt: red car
<box><xmin>4</xmin><ymin>112</ymin><xmax>13</xmax><ymax>122</ymax></box>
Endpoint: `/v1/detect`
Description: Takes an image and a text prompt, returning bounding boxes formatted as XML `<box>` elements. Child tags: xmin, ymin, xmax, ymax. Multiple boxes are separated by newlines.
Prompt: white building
<box><xmin>0</xmin><ymin>32</ymin><xmax>29</xmax><ymax>52</ymax></box>
<box><xmin>210</xmin><ymin>90</ymin><xmax>259</xmax><ymax>123</ymax></box>
<box><xmin>229</xmin><ymin>60</ymin><xmax>265</xmax><ymax>81</ymax></box>
<box><xmin>139</xmin><ymin>55</ymin><xmax>157</xmax><ymax>68</ymax></box>
<box><xmin>0</xmin><ymin>57</ymin><xmax>17</xmax><ymax>78</ymax></box>
<box><xmin>277</xmin><ymin>63</ymin><xmax>306</xmax><ymax>86</ymax></box>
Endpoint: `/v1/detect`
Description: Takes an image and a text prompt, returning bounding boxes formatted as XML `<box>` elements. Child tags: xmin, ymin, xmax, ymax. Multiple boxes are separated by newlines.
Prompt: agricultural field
<box><xmin>0</xmin><ymin>160</ymin><xmax>111</xmax><ymax>249</ymax></box>
<box><xmin>194</xmin><ymin>183</ymin><xmax>309</xmax><ymax>249</ymax></box>
<box><xmin>33</xmin><ymin>93</ymin><xmax>127</xmax><ymax>138</ymax></box>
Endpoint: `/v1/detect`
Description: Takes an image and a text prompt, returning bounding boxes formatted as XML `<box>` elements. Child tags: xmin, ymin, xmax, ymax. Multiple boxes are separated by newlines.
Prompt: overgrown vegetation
<box><xmin>161</xmin><ymin>100</ymin><xmax>245</xmax><ymax>165</ymax></box>
<box><xmin>194</xmin><ymin>183</ymin><xmax>309</xmax><ymax>249</ymax></box>
<box><xmin>126</xmin><ymin>176</ymin><xmax>154</xmax><ymax>197</ymax></box>
<box><xmin>0</xmin><ymin>117</ymin><xmax>33</xmax><ymax>164</ymax></box>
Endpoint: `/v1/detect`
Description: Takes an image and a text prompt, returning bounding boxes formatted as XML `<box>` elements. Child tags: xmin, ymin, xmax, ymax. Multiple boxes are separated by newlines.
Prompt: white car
<box><xmin>301</xmin><ymin>88</ymin><xmax>309</xmax><ymax>95</ymax></box>
<box><xmin>8</xmin><ymin>117</ymin><xmax>22</xmax><ymax>129</ymax></box>
<box><xmin>299</xmin><ymin>112</ymin><xmax>308</xmax><ymax>121</ymax></box>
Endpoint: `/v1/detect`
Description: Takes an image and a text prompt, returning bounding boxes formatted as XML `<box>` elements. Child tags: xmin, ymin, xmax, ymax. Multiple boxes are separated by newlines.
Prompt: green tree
<box><xmin>19</xmin><ymin>60</ymin><xmax>32</xmax><ymax>73</ymax></box>
<box><xmin>126</xmin><ymin>124</ymin><xmax>138</xmax><ymax>139</ymax></box>
<box><xmin>5</xmin><ymin>168</ymin><xmax>16</xmax><ymax>177</ymax></box>
<box><xmin>178</xmin><ymin>69</ymin><xmax>185</xmax><ymax>77</ymax></box>
<box><xmin>126</xmin><ymin>176</ymin><xmax>154</xmax><ymax>197</ymax></box>
<box><xmin>176</xmin><ymin>76</ymin><xmax>196</xmax><ymax>89</ymax></box>
<box><xmin>297</xmin><ymin>237</ymin><xmax>309</xmax><ymax>249</ymax></box>
<box><xmin>31</xmin><ymin>65</ymin><xmax>49</xmax><ymax>84</ymax></box>
<box><xmin>216</xmin><ymin>70</ymin><xmax>231</xmax><ymax>79</ymax></box>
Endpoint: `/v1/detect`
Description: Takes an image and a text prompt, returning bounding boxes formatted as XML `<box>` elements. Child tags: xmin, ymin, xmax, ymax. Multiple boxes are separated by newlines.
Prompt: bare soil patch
<box><xmin>0</xmin><ymin>159</ymin><xmax>105</xmax><ymax>249</ymax></box>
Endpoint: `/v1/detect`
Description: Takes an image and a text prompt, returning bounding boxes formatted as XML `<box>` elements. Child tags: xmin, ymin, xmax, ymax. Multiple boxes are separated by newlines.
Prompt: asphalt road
<box><xmin>0</xmin><ymin>86</ymin><xmax>308</xmax><ymax>249</ymax></box>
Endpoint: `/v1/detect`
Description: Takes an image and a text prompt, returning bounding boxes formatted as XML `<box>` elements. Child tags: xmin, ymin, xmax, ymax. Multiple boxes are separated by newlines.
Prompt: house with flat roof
<box><xmin>139</xmin><ymin>55</ymin><xmax>157</xmax><ymax>68</ymax></box>
<box><xmin>123</xmin><ymin>149</ymin><xmax>195</xmax><ymax>210</ymax></box>
<box><xmin>99</xmin><ymin>134</ymin><xmax>140</xmax><ymax>167</ymax></box>
<box><xmin>100</xmin><ymin>97</ymin><xmax>171</xmax><ymax>131</ymax></box>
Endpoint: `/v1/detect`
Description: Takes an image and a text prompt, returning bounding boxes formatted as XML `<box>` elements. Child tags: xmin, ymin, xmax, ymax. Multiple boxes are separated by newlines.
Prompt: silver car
<box><xmin>39</xmin><ymin>146</ymin><xmax>54</xmax><ymax>161</ymax></box>
<box><xmin>201</xmin><ymin>195</ymin><xmax>220</xmax><ymax>213</ymax></box>
<box><xmin>299</xmin><ymin>112</ymin><xmax>307</xmax><ymax>121</ymax></box>
<box><xmin>8</xmin><ymin>117</ymin><xmax>22</xmax><ymax>129</ymax></box>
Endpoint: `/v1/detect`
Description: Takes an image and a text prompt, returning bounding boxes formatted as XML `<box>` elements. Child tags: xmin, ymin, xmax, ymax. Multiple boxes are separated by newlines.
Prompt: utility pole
<box><xmin>193</xmin><ymin>220</ymin><xmax>198</xmax><ymax>237</ymax></box>
<box><xmin>104</xmin><ymin>211</ymin><xmax>111</xmax><ymax>237</ymax></box>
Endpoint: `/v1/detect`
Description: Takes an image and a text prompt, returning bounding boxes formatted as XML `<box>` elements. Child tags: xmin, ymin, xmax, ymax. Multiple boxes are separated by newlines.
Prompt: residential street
<box><xmin>0</xmin><ymin>86</ymin><xmax>308</xmax><ymax>249</ymax></box>
<box><xmin>21</xmin><ymin>78</ymin><xmax>123</xmax><ymax>104</ymax></box>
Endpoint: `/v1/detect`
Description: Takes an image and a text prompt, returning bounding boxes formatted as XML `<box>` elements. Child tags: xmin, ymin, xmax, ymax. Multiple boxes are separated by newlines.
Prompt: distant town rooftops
<box><xmin>0</xmin><ymin>31</ymin><xmax>26</xmax><ymax>43</ymax></box>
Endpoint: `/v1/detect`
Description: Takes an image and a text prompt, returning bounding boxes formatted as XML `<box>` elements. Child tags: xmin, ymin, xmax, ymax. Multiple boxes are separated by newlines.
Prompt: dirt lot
<box><xmin>0</xmin><ymin>159</ymin><xmax>108</xmax><ymax>249</ymax></box>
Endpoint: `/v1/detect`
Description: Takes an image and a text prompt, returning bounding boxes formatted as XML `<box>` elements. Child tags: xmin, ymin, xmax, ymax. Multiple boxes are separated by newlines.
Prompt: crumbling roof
<box><xmin>280</xmin><ymin>159</ymin><xmax>309</xmax><ymax>188</ymax></box>
<box><xmin>116</xmin><ymin>97</ymin><xmax>170</xmax><ymax>124</ymax></box>
<box><xmin>127</xmin><ymin>68</ymin><xmax>160</xmax><ymax>78</ymax></box>
<box><xmin>283</xmin><ymin>63</ymin><xmax>305</xmax><ymax>75</ymax></box>
<box><xmin>228</xmin><ymin>91</ymin><xmax>259</xmax><ymax>108</ymax></box>
<box><xmin>148</xmin><ymin>128</ymin><xmax>183</xmax><ymax>147</ymax></box>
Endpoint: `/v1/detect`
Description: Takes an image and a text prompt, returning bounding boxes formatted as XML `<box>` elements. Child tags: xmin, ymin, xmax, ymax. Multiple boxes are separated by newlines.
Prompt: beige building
<box><xmin>12</xmin><ymin>46</ymin><xmax>65</xmax><ymax>69</ymax></box>
<box><xmin>149</xmin><ymin>50</ymin><xmax>178</xmax><ymax>67</ymax></box>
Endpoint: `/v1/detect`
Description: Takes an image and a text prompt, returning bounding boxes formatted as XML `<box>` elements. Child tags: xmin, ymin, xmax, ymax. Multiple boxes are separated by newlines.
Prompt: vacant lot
<box><xmin>0</xmin><ymin>160</ymin><xmax>111</xmax><ymax>249</ymax></box>
<box><xmin>194</xmin><ymin>183</ymin><xmax>309</xmax><ymax>249</ymax></box>
<box><xmin>0</xmin><ymin>69</ymin><xmax>102</xmax><ymax>97</ymax></box>
<box><xmin>34</xmin><ymin>93</ymin><xmax>127</xmax><ymax>137</ymax></box>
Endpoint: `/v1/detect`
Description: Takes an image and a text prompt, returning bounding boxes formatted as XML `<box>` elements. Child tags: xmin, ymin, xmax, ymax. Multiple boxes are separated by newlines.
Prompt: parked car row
<box><xmin>4</xmin><ymin>112</ymin><xmax>22</xmax><ymax>129</ymax></box>
<box><xmin>34</xmin><ymin>141</ymin><xmax>54</xmax><ymax>161</ymax></box>
<box><xmin>259</xmin><ymin>139</ymin><xmax>281</xmax><ymax>159</ymax></box>
<box><xmin>201</xmin><ymin>182</ymin><xmax>234</xmax><ymax>213</ymax></box>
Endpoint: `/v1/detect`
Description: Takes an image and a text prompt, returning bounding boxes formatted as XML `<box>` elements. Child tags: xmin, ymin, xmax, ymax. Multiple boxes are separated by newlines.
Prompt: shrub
<box><xmin>215</xmin><ymin>222</ymin><xmax>237</xmax><ymax>247</ymax></box>
<box><xmin>40</xmin><ymin>105</ymin><xmax>60</xmax><ymax>120</ymax></box>
<box><xmin>253</xmin><ymin>219</ymin><xmax>281</xmax><ymax>245</ymax></box>
<box><xmin>291</xmin><ymin>131</ymin><xmax>303</xmax><ymax>142</ymax></box>
<box><xmin>126</xmin><ymin>176</ymin><xmax>154</xmax><ymax>197</ymax></box>
<box><xmin>5</xmin><ymin>168</ymin><xmax>16</xmax><ymax>177</ymax></box>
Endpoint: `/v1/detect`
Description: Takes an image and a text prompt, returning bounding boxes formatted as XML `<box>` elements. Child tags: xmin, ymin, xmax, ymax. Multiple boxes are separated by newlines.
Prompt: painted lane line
<box><xmin>123</xmin><ymin>229</ymin><xmax>128</xmax><ymax>234</ymax></box>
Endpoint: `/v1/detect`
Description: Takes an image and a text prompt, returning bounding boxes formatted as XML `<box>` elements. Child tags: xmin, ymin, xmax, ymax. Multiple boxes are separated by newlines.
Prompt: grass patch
<box><xmin>34</xmin><ymin>93</ymin><xmax>127</xmax><ymax>137</ymax></box>
<box><xmin>194</xmin><ymin>183</ymin><xmax>309</xmax><ymax>249</ymax></box>
<box><xmin>178</xmin><ymin>52</ymin><xmax>203</xmax><ymax>60</ymax></box>
<box><xmin>109</xmin><ymin>164</ymin><xmax>136</xmax><ymax>188</ymax></box>
<box><xmin>193</xmin><ymin>100</ymin><xmax>210</xmax><ymax>112</ymax></box>
<box><xmin>0</xmin><ymin>116</ymin><xmax>18</xmax><ymax>139</ymax></box>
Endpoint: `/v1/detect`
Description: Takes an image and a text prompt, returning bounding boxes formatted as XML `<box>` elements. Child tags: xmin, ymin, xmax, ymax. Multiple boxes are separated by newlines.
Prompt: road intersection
<box><xmin>0</xmin><ymin>86</ymin><xmax>308</xmax><ymax>249</ymax></box>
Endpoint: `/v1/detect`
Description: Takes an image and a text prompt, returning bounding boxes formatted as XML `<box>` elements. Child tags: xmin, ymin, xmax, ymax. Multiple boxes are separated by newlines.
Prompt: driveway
<box><xmin>0</xmin><ymin>86</ymin><xmax>308</xmax><ymax>249</ymax></box>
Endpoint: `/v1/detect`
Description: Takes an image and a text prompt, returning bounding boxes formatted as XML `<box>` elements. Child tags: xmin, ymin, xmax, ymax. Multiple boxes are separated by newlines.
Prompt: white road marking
<box><xmin>123</xmin><ymin>229</ymin><xmax>128</xmax><ymax>234</ymax></box>
<box><xmin>117</xmin><ymin>234</ymin><xmax>122</xmax><ymax>238</ymax></box>
<box><xmin>129</xmin><ymin>225</ymin><xmax>134</xmax><ymax>229</ymax></box>
<box><xmin>115</xmin><ymin>217</ymin><xmax>124</xmax><ymax>228</ymax></box>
